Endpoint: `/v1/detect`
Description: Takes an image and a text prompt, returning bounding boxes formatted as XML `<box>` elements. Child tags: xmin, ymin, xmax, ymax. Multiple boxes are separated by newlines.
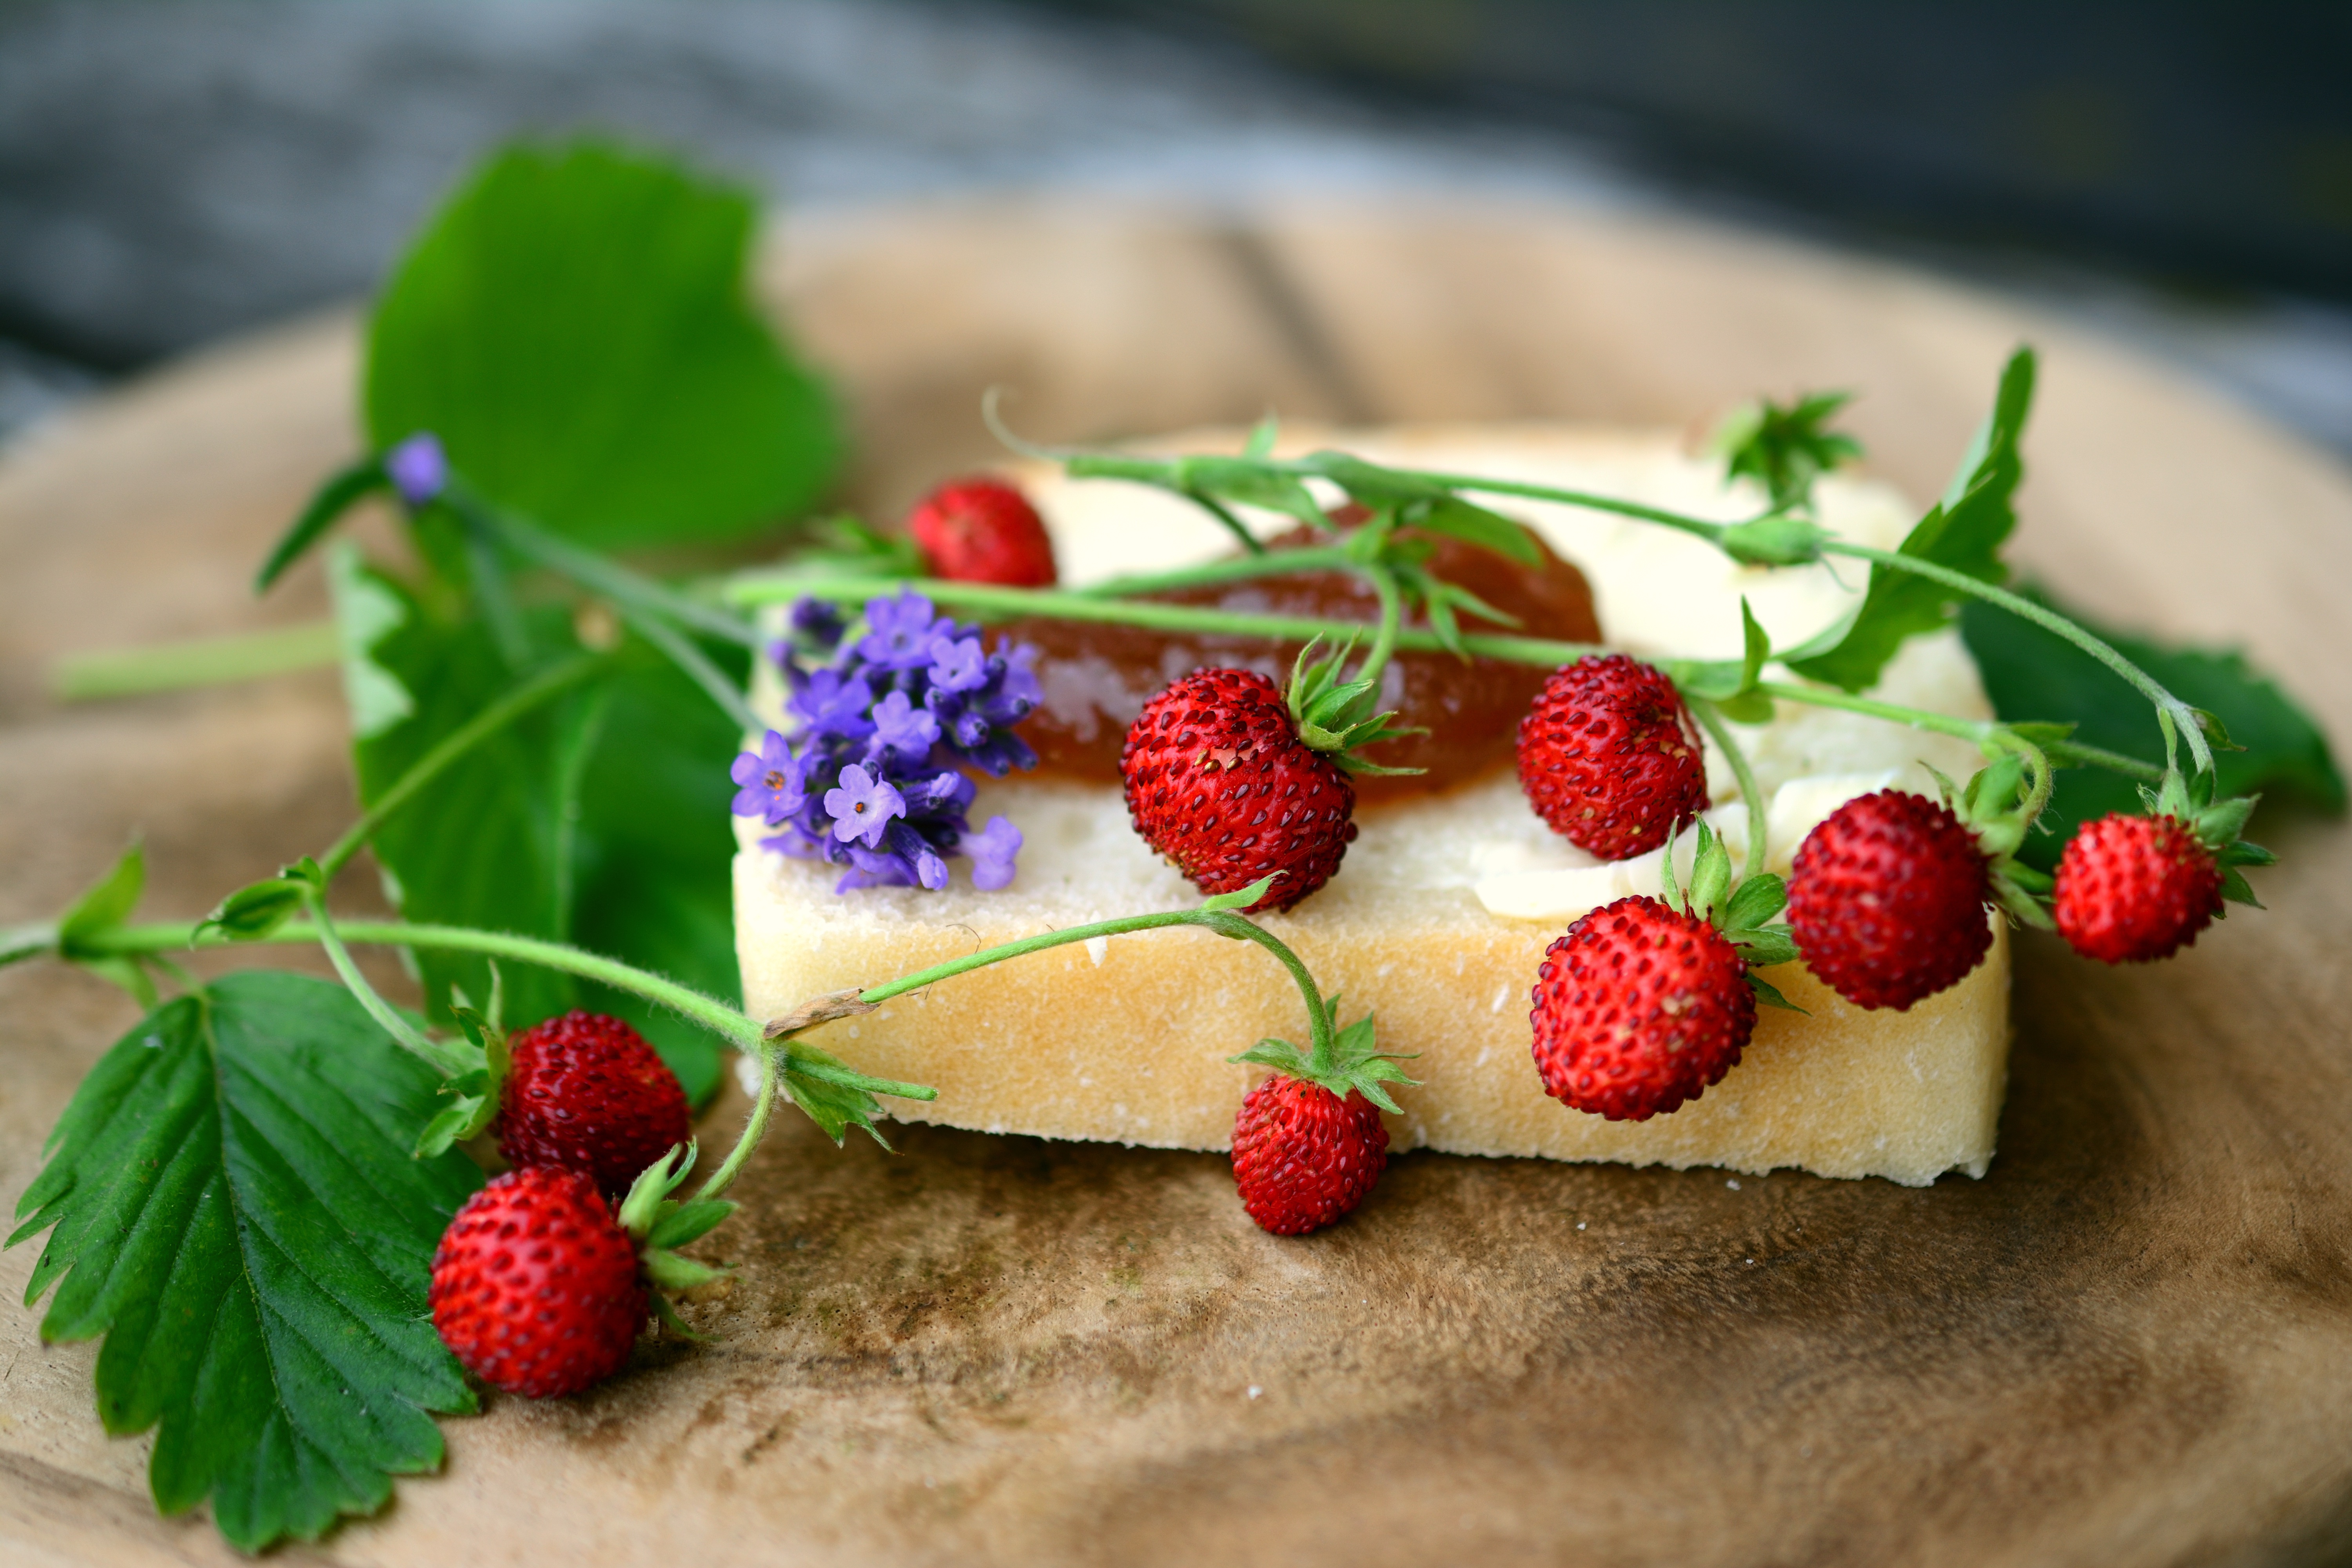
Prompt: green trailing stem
<box><xmin>1690</xmin><ymin>698</ymin><xmax>1768</xmax><ymax>881</ymax></box>
<box><xmin>52</xmin><ymin>621</ymin><xmax>341</xmax><ymax>701</ymax></box>
<box><xmin>83</xmin><ymin>918</ymin><xmax>769</xmax><ymax>1050</ymax></box>
<box><xmin>728</xmin><ymin>572</ymin><xmax>1599</xmax><ymax>672</ymax></box>
<box><xmin>857</xmin><ymin>904</ymin><xmax>1338</xmax><ymax>1064</ymax></box>
<box><xmin>1817</xmin><ymin>539</ymin><xmax>2213</xmax><ymax>779</ymax></box>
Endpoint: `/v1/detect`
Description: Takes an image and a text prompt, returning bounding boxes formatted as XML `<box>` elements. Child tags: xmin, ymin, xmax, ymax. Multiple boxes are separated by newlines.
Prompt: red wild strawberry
<box><xmin>497</xmin><ymin>1011</ymin><xmax>691</xmax><ymax>1200</ymax></box>
<box><xmin>1517</xmin><ymin>654</ymin><xmax>1709</xmax><ymax>860</ymax></box>
<box><xmin>1786</xmin><ymin>789</ymin><xmax>1994</xmax><ymax>1010</ymax></box>
<box><xmin>906</xmin><ymin>476</ymin><xmax>1058</xmax><ymax>587</ymax></box>
<box><xmin>1529</xmin><ymin>894</ymin><xmax>1755</xmax><ymax>1120</ymax></box>
<box><xmin>1231</xmin><ymin>1074</ymin><xmax>1390</xmax><ymax>1235</ymax></box>
<box><xmin>2054</xmin><ymin>812</ymin><xmax>2225</xmax><ymax>964</ymax></box>
<box><xmin>1120</xmin><ymin>667</ymin><xmax>1358</xmax><ymax>912</ymax></box>
<box><xmin>430</xmin><ymin>1167</ymin><xmax>644</xmax><ymax>1399</ymax></box>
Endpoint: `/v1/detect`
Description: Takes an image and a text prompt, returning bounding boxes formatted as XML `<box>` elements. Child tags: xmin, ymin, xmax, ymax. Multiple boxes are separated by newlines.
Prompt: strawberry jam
<box><xmin>994</xmin><ymin>525</ymin><xmax>1600</xmax><ymax>804</ymax></box>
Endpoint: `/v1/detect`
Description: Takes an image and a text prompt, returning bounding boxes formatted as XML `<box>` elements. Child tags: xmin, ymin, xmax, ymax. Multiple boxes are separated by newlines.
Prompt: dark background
<box><xmin>2</xmin><ymin>0</ymin><xmax>2347</xmax><ymax>454</ymax></box>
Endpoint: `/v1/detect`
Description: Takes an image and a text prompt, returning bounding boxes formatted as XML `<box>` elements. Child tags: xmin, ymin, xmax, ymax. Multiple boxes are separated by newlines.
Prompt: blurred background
<box><xmin>1</xmin><ymin>0</ymin><xmax>2347</xmax><ymax>456</ymax></box>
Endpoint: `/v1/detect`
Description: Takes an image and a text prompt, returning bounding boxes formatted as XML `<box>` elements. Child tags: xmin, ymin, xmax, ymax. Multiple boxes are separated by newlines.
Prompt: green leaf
<box><xmin>256</xmin><ymin>457</ymin><xmax>387</xmax><ymax>592</ymax></box>
<box><xmin>1410</xmin><ymin>496</ymin><xmax>1541</xmax><ymax>564</ymax></box>
<box><xmin>1711</xmin><ymin>390</ymin><xmax>1862</xmax><ymax>514</ymax></box>
<box><xmin>332</xmin><ymin>559</ymin><xmax>737</xmax><ymax>1102</ymax></box>
<box><xmin>1784</xmin><ymin>349</ymin><xmax>2034</xmax><ymax>693</ymax></box>
<box><xmin>365</xmin><ymin>140</ymin><xmax>840</xmax><ymax>550</ymax></box>
<box><xmin>1241</xmin><ymin>414</ymin><xmax>1280</xmax><ymax>460</ymax></box>
<box><xmin>10</xmin><ymin>972</ymin><xmax>482</xmax><ymax>1551</ymax></box>
<box><xmin>326</xmin><ymin>542</ymin><xmax>417</xmax><ymax>740</ymax></box>
<box><xmin>1960</xmin><ymin>586</ymin><xmax>2343</xmax><ymax>871</ymax></box>
<box><xmin>56</xmin><ymin>841</ymin><xmax>144</xmax><ymax>956</ymax></box>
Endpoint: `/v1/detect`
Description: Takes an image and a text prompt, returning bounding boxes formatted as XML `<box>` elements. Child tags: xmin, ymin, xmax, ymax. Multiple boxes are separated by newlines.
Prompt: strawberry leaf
<box><xmin>10</xmin><ymin>971</ymin><xmax>481</xmax><ymax>1552</ymax></box>
<box><xmin>1782</xmin><ymin>348</ymin><xmax>2034</xmax><ymax>692</ymax></box>
<box><xmin>327</xmin><ymin>557</ymin><xmax>740</xmax><ymax>1103</ymax></box>
<box><xmin>365</xmin><ymin>141</ymin><xmax>840</xmax><ymax>551</ymax></box>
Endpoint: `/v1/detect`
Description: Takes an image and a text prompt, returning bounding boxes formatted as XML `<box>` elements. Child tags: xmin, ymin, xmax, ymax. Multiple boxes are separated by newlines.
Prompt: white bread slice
<box><xmin>734</xmin><ymin>426</ymin><xmax>2013</xmax><ymax>1186</ymax></box>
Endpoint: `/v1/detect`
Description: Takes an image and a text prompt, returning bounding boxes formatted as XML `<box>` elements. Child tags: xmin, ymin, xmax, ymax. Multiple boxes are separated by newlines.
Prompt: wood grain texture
<box><xmin>4</xmin><ymin>199</ymin><xmax>2350</xmax><ymax>1568</ymax></box>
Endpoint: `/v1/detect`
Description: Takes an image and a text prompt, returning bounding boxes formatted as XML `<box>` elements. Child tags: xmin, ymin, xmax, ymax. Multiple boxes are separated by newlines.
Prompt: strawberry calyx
<box><xmin>615</xmin><ymin>1143</ymin><xmax>737</xmax><ymax>1337</ymax></box>
<box><xmin>1659</xmin><ymin>819</ymin><xmax>1804</xmax><ymax>1012</ymax></box>
<box><xmin>1285</xmin><ymin>635</ymin><xmax>1426</xmax><ymax>776</ymax></box>
<box><xmin>1926</xmin><ymin>753</ymin><xmax>2058</xmax><ymax>931</ymax></box>
<box><xmin>1227</xmin><ymin>993</ymin><xmax>1418</xmax><ymax>1113</ymax></box>
<box><xmin>2140</xmin><ymin>766</ymin><xmax>2275</xmax><ymax>910</ymax></box>
<box><xmin>412</xmin><ymin>989</ymin><xmax>512</xmax><ymax>1159</ymax></box>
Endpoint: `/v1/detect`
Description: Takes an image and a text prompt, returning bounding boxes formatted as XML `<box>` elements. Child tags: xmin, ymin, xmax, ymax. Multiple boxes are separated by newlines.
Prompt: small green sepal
<box><xmin>411</xmin><ymin>1000</ymin><xmax>508</xmax><ymax>1159</ymax></box>
<box><xmin>1228</xmin><ymin>1000</ymin><xmax>1418</xmax><ymax>1115</ymax></box>
<box><xmin>1718</xmin><ymin>514</ymin><xmax>1832</xmax><ymax>567</ymax></box>
<box><xmin>1200</xmin><ymin>874</ymin><xmax>1283</xmax><ymax>912</ymax></box>
<box><xmin>196</xmin><ymin>877</ymin><xmax>310</xmax><ymax>944</ymax></box>
<box><xmin>1710</xmin><ymin>390</ymin><xmax>1862</xmax><ymax>516</ymax></box>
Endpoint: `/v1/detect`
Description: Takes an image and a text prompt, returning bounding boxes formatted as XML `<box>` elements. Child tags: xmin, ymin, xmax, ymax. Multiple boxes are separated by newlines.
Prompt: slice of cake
<box><xmin>733</xmin><ymin>425</ymin><xmax>2013</xmax><ymax>1186</ymax></box>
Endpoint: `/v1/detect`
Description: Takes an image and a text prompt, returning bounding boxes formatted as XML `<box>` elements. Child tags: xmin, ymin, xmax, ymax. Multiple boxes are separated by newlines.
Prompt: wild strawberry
<box><xmin>2054</xmin><ymin>812</ymin><xmax>2225</xmax><ymax>963</ymax></box>
<box><xmin>1517</xmin><ymin>654</ymin><xmax>1709</xmax><ymax>860</ymax></box>
<box><xmin>1231</xmin><ymin>1074</ymin><xmax>1390</xmax><ymax>1235</ymax></box>
<box><xmin>1120</xmin><ymin>667</ymin><xmax>1358</xmax><ymax>912</ymax></box>
<box><xmin>1786</xmin><ymin>789</ymin><xmax>1994</xmax><ymax>1010</ymax></box>
<box><xmin>1529</xmin><ymin>894</ymin><xmax>1755</xmax><ymax>1120</ymax></box>
<box><xmin>429</xmin><ymin>1167</ymin><xmax>645</xmax><ymax>1399</ymax></box>
<box><xmin>497</xmin><ymin>1011</ymin><xmax>691</xmax><ymax>1200</ymax></box>
<box><xmin>906</xmin><ymin>476</ymin><xmax>1057</xmax><ymax>587</ymax></box>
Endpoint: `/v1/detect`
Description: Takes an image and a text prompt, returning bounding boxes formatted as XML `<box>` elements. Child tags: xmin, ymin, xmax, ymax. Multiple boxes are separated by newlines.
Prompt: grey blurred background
<box><xmin>2</xmin><ymin>0</ymin><xmax>2347</xmax><ymax>456</ymax></box>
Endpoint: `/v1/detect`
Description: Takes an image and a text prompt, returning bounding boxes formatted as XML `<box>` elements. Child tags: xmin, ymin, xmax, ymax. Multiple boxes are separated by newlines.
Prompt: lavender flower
<box><xmin>385</xmin><ymin>432</ymin><xmax>447</xmax><ymax>508</ymax></box>
<box><xmin>857</xmin><ymin>590</ymin><xmax>949</xmax><ymax>671</ymax></box>
<box><xmin>733</xmin><ymin>593</ymin><xmax>1042</xmax><ymax>894</ymax></box>
<box><xmin>868</xmin><ymin>690</ymin><xmax>940</xmax><ymax>764</ymax></box>
<box><xmin>789</xmin><ymin>597</ymin><xmax>847</xmax><ymax>652</ymax></box>
<box><xmin>730</xmin><ymin>730</ymin><xmax>807</xmax><ymax>825</ymax></box>
<box><xmin>825</xmin><ymin>764</ymin><xmax>905</xmax><ymax>848</ymax></box>
<box><xmin>967</xmin><ymin>816</ymin><xmax>1023</xmax><ymax>890</ymax></box>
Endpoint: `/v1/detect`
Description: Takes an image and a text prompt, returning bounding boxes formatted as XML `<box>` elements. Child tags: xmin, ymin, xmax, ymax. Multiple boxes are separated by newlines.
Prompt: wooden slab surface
<box><xmin>4</xmin><ymin>198</ymin><xmax>2352</xmax><ymax>1568</ymax></box>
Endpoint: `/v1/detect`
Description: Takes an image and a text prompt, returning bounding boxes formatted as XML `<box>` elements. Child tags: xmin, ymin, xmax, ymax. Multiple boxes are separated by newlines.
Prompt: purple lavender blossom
<box><xmin>927</xmin><ymin>634</ymin><xmax>989</xmax><ymax>694</ymax></box>
<box><xmin>825</xmin><ymin>764</ymin><xmax>906</xmax><ymax>848</ymax></box>
<box><xmin>788</xmin><ymin>597</ymin><xmax>847</xmax><ymax>652</ymax></box>
<box><xmin>787</xmin><ymin>666</ymin><xmax>876</xmax><ymax>740</ymax></box>
<box><xmin>868</xmin><ymin>690</ymin><xmax>941</xmax><ymax>764</ymax></box>
<box><xmin>967</xmin><ymin>816</ymin><xmax>1023</xmax><ymax>890</ymax></box>
<box><xmin>729</xmin><ymin>730</ymin><xmax>807</xmax><ymax>825</ymax></box>
<box><xmin>856</xmin><ymin>590</ymin><xmax>949</xmax><ymax>671</ymax></box>
<box><xmin>733</xmin><ymin>591</ymin><xmax>1039</xmax><ymax>894</ymax></box>
<box><xmin>385</xmin><ymin>432</ymin><xmax>447</xmax><ymax>508</ymax></box>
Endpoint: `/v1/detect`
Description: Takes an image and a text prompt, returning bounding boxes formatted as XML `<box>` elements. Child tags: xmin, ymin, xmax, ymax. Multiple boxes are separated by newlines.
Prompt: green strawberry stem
<box><xmin>1689</xmin><ymin>698</ymin><xmax>1767</xmax><ymax>880</ymax></box>
<box><xmin>694</xmin><ymin>1047</ymin><xmax>778</xmax><ymax>1202</ymax></box>
<box><xmin>299</xmin><ymin>893</ymin><xmax>479</xmax><ymax>1077</ymax></box>
<box><xmin>316</xmin><ymin>653</ymin><xmax>604</xmax><ymax>880</ymax></box>
<box><xmin>51</xmin><ymin>621</ymin><xmax>341</xmax><ymax>701</ymax></box>
<box><xmin>1749</xmin><ymin>678</ymin><xmax>2057</xmax><ymax>822</ymax></box>
<box><xmin>858</xmin><ymin>905</ymin><xmax>1338</xmax><ymax>1066</ymax></box>
<box><xmin>1813</xmin><ymin>540</ymin><xmax>2214</xmax><ymax>779</ymax></box>
<box><xmin>448</xmin><ymin>486</ymin><xmax>760</xmax><ymax>649</ymax></box>
<box><xmin>1071</xmin><ymin>545</ymin><xmax>1359</xmax><ymax>599</ymax></box>
<box><xmin>82</xmin><ymin>917</ymin><xmax>771</xmax><ymax>1050</ymax></box>
<box><xmin>729</xmin><ymin>573</ymin><xmax>1601</xmax><ymax>670</ymax></box>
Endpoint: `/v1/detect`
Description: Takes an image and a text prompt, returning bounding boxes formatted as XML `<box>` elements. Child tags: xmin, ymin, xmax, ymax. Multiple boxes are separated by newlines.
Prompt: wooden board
<box><xmin>4</xmin><ymin>198</ymin><xmax>2351</xmax><ymax>1568</ymax></box>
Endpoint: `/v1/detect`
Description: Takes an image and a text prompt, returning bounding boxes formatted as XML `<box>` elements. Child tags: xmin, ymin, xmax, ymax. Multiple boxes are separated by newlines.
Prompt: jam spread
<box><xmin>993</xmin><ymin>525</ymin><xmax>1601</xmax><ymax>804</ymax></box>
